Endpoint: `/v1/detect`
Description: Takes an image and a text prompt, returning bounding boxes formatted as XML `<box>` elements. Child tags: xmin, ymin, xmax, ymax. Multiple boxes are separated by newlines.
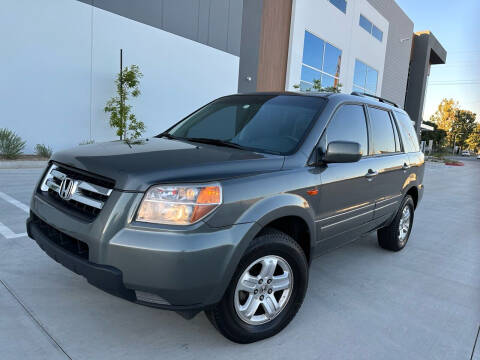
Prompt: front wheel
<box><xmin>205</xmin><ymin>229</ymin><xmax>308</xmax><ymax>343</ymax></box>
<box><xmin>377</xmin><ymin>195</ymin><xmax>415</xmax><ymax>251</ymax></box>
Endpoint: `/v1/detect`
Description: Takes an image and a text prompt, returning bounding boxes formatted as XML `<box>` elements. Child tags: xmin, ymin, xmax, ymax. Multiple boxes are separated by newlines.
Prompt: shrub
<box><xmin>34</xmin><ymin>144</ymin><xmax>53</xmax><ymax>158</ymax></box>
<box><xmin>79</xmin><ymin>139</ymin><xmax>95</xmax><ymax>145</ymax></box>
<box><xmin>0</xmin><ymin>128</ymin><xmax>26</xmax><ymax>159</ymax></box>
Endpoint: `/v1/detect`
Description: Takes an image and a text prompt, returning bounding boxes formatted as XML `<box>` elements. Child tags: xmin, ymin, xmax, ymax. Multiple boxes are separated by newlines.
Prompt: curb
<box><xmin>0</xmin><ymin>161</ymin><xmax>48</xmax><ymax>169</ymax></box>
<box><xmin>444</xmin><ymin>161</ymin><xmax>464</xmax><ymax>166</ymax></box>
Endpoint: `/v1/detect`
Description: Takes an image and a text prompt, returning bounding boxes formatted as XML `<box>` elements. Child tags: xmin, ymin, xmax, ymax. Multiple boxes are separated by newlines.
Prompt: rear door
<box><xmin>316</xmin><ymin>104</ymin><xmax>377</xmax><ymax>244</ymax></box>
<box><xmin>366</xmin><ymin>106</ymin><xmax>410</xmax><ymax>223</ymax></box>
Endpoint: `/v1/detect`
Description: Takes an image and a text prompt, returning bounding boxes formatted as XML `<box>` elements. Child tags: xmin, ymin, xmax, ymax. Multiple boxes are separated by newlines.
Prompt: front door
<box><xmin>314</xmin><ymin>104</ymin><xmax>377</xmax><ymax>249</ymax></box>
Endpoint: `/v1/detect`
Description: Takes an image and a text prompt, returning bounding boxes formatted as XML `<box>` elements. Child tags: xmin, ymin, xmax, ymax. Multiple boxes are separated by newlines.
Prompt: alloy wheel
<box><xmin>234</xmin><ymin>255</ymin><xmax>293</xmax><ymax>325</ymax></box>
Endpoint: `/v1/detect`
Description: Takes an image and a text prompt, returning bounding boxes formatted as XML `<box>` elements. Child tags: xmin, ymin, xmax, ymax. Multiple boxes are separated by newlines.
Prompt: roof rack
<box><xmin>351</xmin><ymin>92</ymin><xmax>399</xmax><ymax>108</ymax></box>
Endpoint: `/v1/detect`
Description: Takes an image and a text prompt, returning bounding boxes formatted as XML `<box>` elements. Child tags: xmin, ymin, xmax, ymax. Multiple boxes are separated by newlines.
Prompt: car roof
<box><xmin>229</xmin><ymin>91</ymin><xmax>408</xmax><ymax>115</ymax></box>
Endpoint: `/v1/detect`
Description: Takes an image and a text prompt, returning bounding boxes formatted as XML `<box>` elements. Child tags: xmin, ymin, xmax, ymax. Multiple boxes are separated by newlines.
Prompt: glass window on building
<box><xmin>300</xmin><ymin>31</ymin><xmax>342</xmax><ymax>92</ymax></box>
<box><xmin>353</xmin><ymin>59</ymin><xmax>378</xmax><ymax>95</ymax></box>
<box><xmin>372</xmin><ymin>25</ymin><xmax>383</xmax><ymax>41</ymax></box>
<box><xmin>359</xmin><ymin>15</ymin><xmax>372</xmax><ymax>33</ymax></box>
<box><xmin>359</xmin><ymin>14</ymin><xmax>383</xmax><ymax>42</ymax></box>
<box><xmin>329</xmin><ymin>0</ymin><xmax>347</xmax><ymax>14</ymax></box>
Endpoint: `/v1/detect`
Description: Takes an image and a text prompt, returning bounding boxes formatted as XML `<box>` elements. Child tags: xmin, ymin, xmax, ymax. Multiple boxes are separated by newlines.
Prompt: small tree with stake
<box><xmin>104</xmin><ymin>50</ymin><xmax>145</xmax><ymax>142</ymax></box>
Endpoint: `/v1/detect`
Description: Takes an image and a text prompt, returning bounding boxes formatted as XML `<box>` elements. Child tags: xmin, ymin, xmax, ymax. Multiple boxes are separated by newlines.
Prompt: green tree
<box><xmin>420</xmin><ymin>120</ymin><xmax>447</xmax><ymax>149</ymax></box>
<box><xmin>450</xmin><ymin>109</ymin><xmax>476</xmax><ymax>149</ymax></box>
<box><xmin>466</xmin><ymin>123</ymin><xmax>480</xmax><ymax>152</ymax></box>
<box><xmin>294</xmin><ymin>79</ymin><xmax>342</xmax><ymax>93</ymax></box>
<box><xmin>104</xmin><ymin>65</ymin><xmax>145</xmax><ymax>141</ymax></box>
<box><xmin>429</xmin><ymin>98</ymin><xmax>459</xmax><ymax>146</ymax></box>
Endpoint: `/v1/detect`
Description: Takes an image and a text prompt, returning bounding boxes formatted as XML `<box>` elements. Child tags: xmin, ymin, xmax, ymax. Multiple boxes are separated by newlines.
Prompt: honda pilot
<box><xmin>27</xmin><ymin>92</ymin><xmax>424</xmax><ymax>343</ymax></box>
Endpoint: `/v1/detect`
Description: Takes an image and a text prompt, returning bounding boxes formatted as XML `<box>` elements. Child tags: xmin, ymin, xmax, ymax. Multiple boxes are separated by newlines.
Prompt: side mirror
<box><xmin>321</xmin><ymin>141</ymin><xmax>362</xmax><ymax>163</ymax></box>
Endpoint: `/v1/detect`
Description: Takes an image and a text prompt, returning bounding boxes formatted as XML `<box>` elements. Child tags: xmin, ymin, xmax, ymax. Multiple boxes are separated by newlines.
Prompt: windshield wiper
<box><xmin>184</xmin><ymin>137</ymin><xmax>245</xmax><ymax>150</ymax></box>
<box><xmin>156</xmin><ymin>132</ymin><xmax>177</xmax><ymax>139</ymax></box>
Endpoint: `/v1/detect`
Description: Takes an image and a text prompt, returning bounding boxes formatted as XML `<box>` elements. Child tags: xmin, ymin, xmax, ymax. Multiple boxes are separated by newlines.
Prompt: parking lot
<box><xmin>1</xmin><ymin>160</ymin><xmax>479</xmax><ymax>360</ymax></box>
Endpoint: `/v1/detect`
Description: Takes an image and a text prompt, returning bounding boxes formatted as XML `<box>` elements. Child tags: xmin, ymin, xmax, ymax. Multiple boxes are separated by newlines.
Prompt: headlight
<box><xmin>136</xmin><ymin>183</ymin><xmax>222</xmax><ymax>225</ymax></box>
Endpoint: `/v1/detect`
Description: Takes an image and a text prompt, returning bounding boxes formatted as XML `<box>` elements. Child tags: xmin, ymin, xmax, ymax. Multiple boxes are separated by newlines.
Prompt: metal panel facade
<box><xmin>366</xmin><ymin>0</ymin><xmax>414</xmax><ymax>107</ymax></box>
<box><xmin>78</xmin><ymin>0</ymin><xmax>243</xmax><ymax>56</ymax></box>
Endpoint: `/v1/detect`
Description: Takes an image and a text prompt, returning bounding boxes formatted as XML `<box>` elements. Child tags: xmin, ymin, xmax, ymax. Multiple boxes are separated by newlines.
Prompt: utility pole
<box><xmin>120</xmin><ymin>49</ymin><xmax>124</xmax><ymax>140</ymax></box>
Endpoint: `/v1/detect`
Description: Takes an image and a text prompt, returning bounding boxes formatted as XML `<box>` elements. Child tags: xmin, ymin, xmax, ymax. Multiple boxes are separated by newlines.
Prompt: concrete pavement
<box><xmin>0</xmin><ymin>162</ymin><xmax>479</xmax><ymax>359</ymax></box>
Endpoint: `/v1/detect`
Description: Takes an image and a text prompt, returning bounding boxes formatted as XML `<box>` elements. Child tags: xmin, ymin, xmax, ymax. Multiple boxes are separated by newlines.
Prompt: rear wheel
<box><xmin>377</xmin><ymin>195</ymin><xmax>415</xmax><ymax>251</ymax></box>
<box><xmin>205</xmin><ymin>229</ymin><xmax>308</xmax><ymax>343</ymax></box>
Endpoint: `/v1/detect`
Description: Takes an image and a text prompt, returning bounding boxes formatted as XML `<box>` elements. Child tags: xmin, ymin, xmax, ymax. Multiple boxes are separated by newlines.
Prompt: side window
<box><xmin>368</xmin><ymin>107</ymin><xmax>396</xmax><ymax>154</ymax></box>
<box><xmin>390</xmin><ymin>113</ymin><xmax>401</xmax><ymax>152</ymax></box>
<box><xmin>395</xmin><ymin>111</ymin><xmax>420</xmax><ymax>153</ymax></box>
<box><xmin>324</xmin><ymin>104</ymin><xmax>368</xmax><ymax>156</ymax></box>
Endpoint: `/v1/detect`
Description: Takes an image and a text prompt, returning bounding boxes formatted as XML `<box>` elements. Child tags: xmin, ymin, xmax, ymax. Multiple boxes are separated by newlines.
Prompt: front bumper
<box><xmin>27</xmin><ymin>216</ymin><xmax>136</xmax><ymax>302</ymax></box>
<box><xmin>28</xmin><ymin>191</ymin><xmax>259</xmax><ymax>313</ymax></box>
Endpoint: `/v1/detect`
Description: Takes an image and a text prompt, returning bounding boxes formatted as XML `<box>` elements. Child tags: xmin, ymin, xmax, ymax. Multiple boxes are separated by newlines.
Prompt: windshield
<box><xmin>164</xmin><ymin>95</ymin><xmax>326</xmax><ymax>155</ymax></box>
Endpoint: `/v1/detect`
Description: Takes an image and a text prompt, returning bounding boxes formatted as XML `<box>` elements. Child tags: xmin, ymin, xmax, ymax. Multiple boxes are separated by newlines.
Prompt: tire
<box><xmin>377</xmin><ymin>195</ymin><xmax>415</xmax><ymax>251</ymax></box>
<box><xmin>205</xmin><ymin>229</ymin><xmax>308</xmax><ymax>344</ymax></box>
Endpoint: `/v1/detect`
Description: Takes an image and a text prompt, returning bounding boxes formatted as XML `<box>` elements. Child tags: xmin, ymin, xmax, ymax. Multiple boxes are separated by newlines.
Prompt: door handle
<box><xmin>365</xmin><ymin>169</ymin><xmax>378</xmax><ymax>178</ymax></box>
<box><xmin>402</xmin><ymin>163</ymin><xmax>411</xmax><ymax>170</ymax></box>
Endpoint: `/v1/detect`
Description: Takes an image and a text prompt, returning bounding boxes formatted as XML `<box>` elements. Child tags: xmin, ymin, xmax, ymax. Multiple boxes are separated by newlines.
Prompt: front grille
<box><xmin>39</xmin><ymin>163</ymin><xmax>114</xmax><ymax>220</ymax></box>
<box><xmin>31</xmin><ymin>213</ymin><xmax>89</xmax><ymax>260</ymax></box>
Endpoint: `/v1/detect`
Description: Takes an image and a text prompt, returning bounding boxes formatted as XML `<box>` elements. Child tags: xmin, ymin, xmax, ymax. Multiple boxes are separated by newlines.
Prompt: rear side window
<box><xmin>324</xmin><ymin>104</ymin><xmax>368</xmax><ymax>156</ymax></box>
<box><xmin>390</xmin><ymin>113</ymin><xmax>401</xmax><ymax>152</ymax></box>
<box><xmin>395</xmin><ymin>111</ymin><xmax>420</xmax><ymax>152</ymax></box>
<box><xmin>368</xmin><ymin>107</ymin><xmax>396</xmax><ymax>154</ymax></box>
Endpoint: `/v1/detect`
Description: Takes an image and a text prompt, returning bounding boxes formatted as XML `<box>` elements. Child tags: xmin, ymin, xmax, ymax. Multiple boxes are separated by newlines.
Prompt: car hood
<box><xmin>51</xmin><ymin>138</ymin><xmax>284</xmax><ymax>191</ymax></box>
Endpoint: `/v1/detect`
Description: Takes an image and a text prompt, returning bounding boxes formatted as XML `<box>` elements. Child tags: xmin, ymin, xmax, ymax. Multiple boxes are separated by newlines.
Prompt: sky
<box><xmin>395</xmin><ymin>0</ymin><xmax>480</xmax><ymax>122</ymax></box>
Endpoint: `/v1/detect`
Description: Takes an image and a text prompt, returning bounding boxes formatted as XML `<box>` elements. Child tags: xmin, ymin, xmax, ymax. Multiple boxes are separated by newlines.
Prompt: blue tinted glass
<box><xmin>299</xmin><ymin>81</ymin><xmax>312</xmax><ymax>92</ymax></box>
<box><xmin>323</xmin><ymin>43</ymin><xmax>342</xmax><ymax>77</ymax></box>
<box><xmin>329</xmin><ymin>0</ymin><xmax>346</xmax><ymax>13</ymax></box>
<box><xmin>301</xmin><ymin>65</ymin><xmax>321</xmax><ymax>84</ymax></box>
<box><xmin>302</xmin><ymin>31</ymin><xmax>324</xmax><ymax>70</ymax></box>
<box><xmin>366</xmin><ymin>67</ymin><xmax>378</xmax><ymax>93</ymax></box>
<box><xmin>321</xmin><ymin>74</ymin><xmax>335</xmax><ymax>88</ymax></box>
<box><xmin>353</xmin><ymin>85</ymin><xmax>365</xmax><ymax>93</ymax></box>
<box><xmin>353</xmin><ymin>60</ymin><xmax>366</xmax><ymax>87</ymax></box>
<box><xmin>372</xmin><ymin>25</ymin><xmax>383</xmax><ymax>41</ymax></box>
<box><xmin>359</xmin><ymin>15</ymin><xmax>372</xmax><ymax>33</ymax></box>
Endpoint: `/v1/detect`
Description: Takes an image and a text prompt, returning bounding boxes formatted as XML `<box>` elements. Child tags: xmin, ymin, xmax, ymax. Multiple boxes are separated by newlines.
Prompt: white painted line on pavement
<box><xmin>0</xmin><ymin>191</ymin><xmax>29</xmax><ymax>213</ymax></box>
<box><xmin>0</xmin><ymin>222</ymin><xmax>27</xmax><ymax>239</ymax></box>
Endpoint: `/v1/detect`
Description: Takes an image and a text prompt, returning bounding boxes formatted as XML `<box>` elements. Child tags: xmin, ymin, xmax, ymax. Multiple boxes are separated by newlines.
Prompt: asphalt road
<box><xmin>0</xmin><ymin>160</ymin><xmax>479</xmax><ymax>360</ymax></box>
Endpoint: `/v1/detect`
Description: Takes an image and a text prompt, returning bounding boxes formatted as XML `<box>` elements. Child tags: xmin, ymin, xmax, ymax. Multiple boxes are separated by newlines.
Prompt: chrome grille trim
<box><xmin>41</xmin><ymin>164</ymin><xmax>112</xmax><ymax>211</ymax></box>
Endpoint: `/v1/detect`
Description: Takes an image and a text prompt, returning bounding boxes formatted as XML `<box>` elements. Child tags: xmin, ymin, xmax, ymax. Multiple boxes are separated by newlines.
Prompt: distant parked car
<box><xmin>477</xmin><ymin>153</ymin><xmax>480</xmax><ymax>160</ymax></box>
<box><xmin>461</xmin><ymin>150</ymin><xmax>470</xmax><ymax>156</ymax></box>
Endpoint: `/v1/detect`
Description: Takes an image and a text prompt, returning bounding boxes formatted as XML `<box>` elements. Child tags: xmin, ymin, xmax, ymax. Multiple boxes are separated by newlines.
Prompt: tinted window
<box><xmin>301</xmin><ymin>31</ymin><xmax>342</xmax><ymax>91</ymax></box>
<box><xmin>395</xmin><ymin>111</ymin><xmax>420</xmax><ymax>152</ymax></box>
<box><xmin>359</xmin><ymin>15</ymin><xmax>372</xmax><ymax>33</ymax></box>
<box><xmin>168</xmin><ymin>95</ymin><xmax>326</xmax><ymax>155</ymax></box>
<box><xmin>372</xmin><ymin>25</ymin><xmax>383</xmax><ymax>41</ymax></box>
<box><xmin>390</xmin><ymin>113</ymin><xmax>401</xmax><ymax>152</ymax></box>
<box><xmin>353</xmin><ymin>60</ymin><xmax>366</xmax><ymax>87</ymax></box>
<box><xmin>365</xmin><ymin>67</ymin><xmax>378</xmax><ymax>93</ymax></box>
<box><xmin>323</xmin><ymin>43</ymin><xmax>342</xmax><ymax>77</ymax></box>
<box><xmin>359</xmin><ymin>15</ymin><xmax>383</xmax><ymax>42</ymax></box>
<box><xmin>185</xmin><ymin>107</ymin><xmax>236</xmax><ymax>139</ymax></box>
<box><xmin>302</xmin><ymin>31</ymin><xmax>324</xmax><ymax>70</ymax></box>
<box><xmin>325</xmin><ymin>105</ymin><xmax>368</xmax><ymax>156</ymax></box>
<box><xmin>368</xmin><ymin>107</ymin><xmax>396</xmax><ymax>154</ymax></box>
<box><xmin>354</xmin><ymin>59</ymin><xmax>378</xmax><ymax>94</ymax></box>
<box><xmin>329</xmin><ymin>0</ymin><xmax>346</xmax><ymax>13</ymax></box>
<box><xmin>301</xmin><ymin>65</ymin><xmax>320</xmax><ymax>83</ymax></box>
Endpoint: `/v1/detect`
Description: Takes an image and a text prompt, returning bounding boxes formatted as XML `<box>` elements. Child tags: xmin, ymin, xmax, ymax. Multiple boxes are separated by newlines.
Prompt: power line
<box><xmin>429</xmin><ymin>80</ymin><xmax>480</xmax><ymax>86</ymax></box>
